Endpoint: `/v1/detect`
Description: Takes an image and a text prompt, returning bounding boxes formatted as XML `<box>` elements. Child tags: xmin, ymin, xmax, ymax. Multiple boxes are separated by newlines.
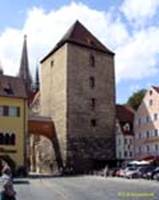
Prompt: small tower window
<box><xmin>89</xmin><ymin>77</ymin><xmax>95</xmax><ymax>88</ymax></box>
<box><xmin>50</xmin><ymin>60</ymin><xmax>54</xmax><ymax>67</ymax></box>
<box><xmin>89</xmin><ymin>54</ymin><xmax>95</xmax><ymax>67</ymax></box>
<box><xmin>91</xmin><ymin>119</ymin><xmax>96</xmax><ymax>127</ymax></box>
<box><xmin>91</xmin><ymin>98</ymin><xmax>96</xmax><ymax>110</ymax></box>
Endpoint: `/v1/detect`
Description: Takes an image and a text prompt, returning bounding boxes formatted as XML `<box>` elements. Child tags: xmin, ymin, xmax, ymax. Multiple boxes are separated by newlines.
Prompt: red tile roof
<box><xmin>0</xmin><ymin>75</ymin><xmax>27</xmax><ymax>99</ymax></box>
<box><xmin>116</xmin><ymin>104</ymin><xmax>134</xmax><ymax>122</ymax></box>
<box><xmin>116</xmin><ymin>104</ymin><xmax>134</xmax><ymax>136</ymax></box>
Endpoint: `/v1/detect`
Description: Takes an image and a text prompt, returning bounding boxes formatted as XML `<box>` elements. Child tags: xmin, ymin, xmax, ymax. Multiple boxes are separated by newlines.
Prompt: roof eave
<box><xmin>40</xmin><ymin>40</ymin><xmax>115</xmax><ymax>64</ymax></box>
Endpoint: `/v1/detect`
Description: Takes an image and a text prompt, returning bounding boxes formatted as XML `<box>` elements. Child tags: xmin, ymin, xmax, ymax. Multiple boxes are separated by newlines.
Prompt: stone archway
<box><xmin>28</xmin><ymin>115</ymin><xmax>63</xmax><ymax>173</ymax></box>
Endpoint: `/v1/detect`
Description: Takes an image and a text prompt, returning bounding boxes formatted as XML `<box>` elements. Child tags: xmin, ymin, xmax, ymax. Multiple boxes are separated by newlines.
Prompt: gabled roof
<box><xmin>116</xmin><ymin>104</ymin><xmax>134</xmax><ymax>122</ymax></box>
<box><xmin>0</xmin><ymin>75</ymin><xmax>27</xmax><ymax>99</ymax></box>
<box><xmin>116</xmin><ymin>104</ymin><xmax>134</xmax><ymax>136</ymax></box>
<box><xmin>41</xmin><ymin>20</ymin><xmax>114</xmax><ymax>63</ymax></box>
<box><xmin>152</xmin><ymin>86</ymin><xmax>159</xmax><ymax>93</ymax></box>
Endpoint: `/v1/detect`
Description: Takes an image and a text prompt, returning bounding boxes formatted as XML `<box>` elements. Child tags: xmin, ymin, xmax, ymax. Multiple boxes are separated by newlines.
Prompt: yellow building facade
<box><xmin>0</xmin><ymin>75</ymin><xmax>28</xmax><ymax>170</ymax></box>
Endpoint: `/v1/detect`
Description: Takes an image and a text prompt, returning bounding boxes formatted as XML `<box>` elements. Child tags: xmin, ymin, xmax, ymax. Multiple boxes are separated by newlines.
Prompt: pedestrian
<box><xmin>1</xmin><ymin>162</ymin><xmax>12</xmax><ymax>179</ymax></box>
<box><xmin>103</xmin><ymin>165</ymin><xmax>109</xmax><ymax>177</ymax></box>
<box><xmin>1</xmin><ymin>179</ymin><xmax>16</xmax><ymax>200</ymax></box>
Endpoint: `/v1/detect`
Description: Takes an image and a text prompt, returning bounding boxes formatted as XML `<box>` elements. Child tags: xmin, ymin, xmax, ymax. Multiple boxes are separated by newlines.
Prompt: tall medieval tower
<box><xmin>40</xmin><ymin>21</ymin><xmax>116</xmax><ymax>172</ymax></box>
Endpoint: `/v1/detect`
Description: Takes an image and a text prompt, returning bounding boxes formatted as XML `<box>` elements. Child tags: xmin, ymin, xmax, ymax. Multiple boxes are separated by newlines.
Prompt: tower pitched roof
<box><xmin>18</xmin><ymin>35</ymin><xmax>32</xmax><ymax>92</ymax></box>
<box><xmin>41</xmin><ymin>20</ymin><xmax>114</xmax><ymax>63</ymax></box>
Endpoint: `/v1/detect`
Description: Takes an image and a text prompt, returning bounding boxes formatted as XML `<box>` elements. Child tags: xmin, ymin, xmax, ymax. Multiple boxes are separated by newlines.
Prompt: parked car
<box><xmin>115</xmin><ymin>167</ymin><xmax>127</xmax><ymax>177</ymax></box>
<box><xmin>141</xmin><ymin>166</ymin><xmax>156</xmax><ymax>179</ymax></box>
<box><xmin>124</xmin><ymin>167</ymin><xmax>140</xmax><ymax>179</ymax></box>
<box><xmin>145</xmin><ymin>166</ymin><xmax>159</xmax><ymax>180</ymax></box>
<box><xmin>152</xmin><ymin>167</ymin><xmax>159</xmax><ymax>180</ymax></box>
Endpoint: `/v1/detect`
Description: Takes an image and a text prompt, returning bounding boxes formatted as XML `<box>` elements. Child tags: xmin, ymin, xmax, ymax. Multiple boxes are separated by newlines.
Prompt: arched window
<box><xmin>4</xmin><ymin>133</ymin><xmax>10</xmax><ymax>145</ymax></box>
<box><xmin>10</xmin><ymin>133</ymin><xmax>16</xmax><ymax>145</ymax></box>
<box><xmin>0</xmin><ymin>133</ymin><xmax>4</xmax><ymax>144</ymax></box>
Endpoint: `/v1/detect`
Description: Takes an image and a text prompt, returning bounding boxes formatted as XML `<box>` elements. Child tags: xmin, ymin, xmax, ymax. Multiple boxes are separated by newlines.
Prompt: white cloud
<box><xmin>116</xmin><ymin>26</ymin><xmax>159</xmax><ymax>82</ymax></box>
<box><xmin>120</xmin><ymin>0</ymin><xmax>159</xmax><ymax>26</ymax></box>
<box><xmin>0</xmin><ymin>1</ymin><xmax>159</xmax><ymax>84</ymax></box>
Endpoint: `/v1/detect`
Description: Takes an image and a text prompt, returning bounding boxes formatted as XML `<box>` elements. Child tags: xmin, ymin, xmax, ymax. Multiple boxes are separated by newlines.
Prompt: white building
<box><xmin>134</xmin><ymin>86</ymin><xmax>159</xmax><ymax>160</ymax></box>
<box><xmin>116</xmin><ymin>105</ymin><xmax>135</xmax><ymax>164</ymax></box>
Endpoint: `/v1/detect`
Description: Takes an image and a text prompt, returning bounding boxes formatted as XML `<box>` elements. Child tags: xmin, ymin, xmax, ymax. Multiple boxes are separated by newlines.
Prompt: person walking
<box><xmin>0</xmin><ymin>162</ymin><xmax>16</xmax><ymax>200</ymax></box>
<box><xmin>1</xmin><ymin>180</ymin><xmax>16</xmax><ymax>200</ymax></box>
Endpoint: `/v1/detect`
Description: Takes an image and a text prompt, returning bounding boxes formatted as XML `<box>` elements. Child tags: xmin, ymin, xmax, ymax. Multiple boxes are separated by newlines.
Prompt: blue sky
<box><xmin>0</xmin><ymin>0</ymin><xmax>159</xmax><ymax>104</ymax></box>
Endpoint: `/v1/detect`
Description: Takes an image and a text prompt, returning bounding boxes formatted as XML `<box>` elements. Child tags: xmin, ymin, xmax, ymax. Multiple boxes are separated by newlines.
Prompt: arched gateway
<box><xmin>28</xmin><ymin>115</ymin><xmax>63</xmax><ymax>173</ymax></box>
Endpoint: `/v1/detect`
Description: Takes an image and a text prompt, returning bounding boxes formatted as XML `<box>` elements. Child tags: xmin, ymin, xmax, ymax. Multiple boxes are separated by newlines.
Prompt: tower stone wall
<box><xmin>41</xmin><ymin>45</ymin><xmax>68</xmax><ymax>165</ymax></box>
<box><xmin>40</xmin><ymin>21</ymin><xmax>116</xmax><ymax>172</ymax></box>
<box><xmin>66</xmin><ymin>43</ymin><xmax>115</xmax><ymax>171</ymax></box>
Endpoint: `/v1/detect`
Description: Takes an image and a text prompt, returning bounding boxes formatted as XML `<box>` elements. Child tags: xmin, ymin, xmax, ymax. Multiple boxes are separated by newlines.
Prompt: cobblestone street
<box><xmin>13</xmin><ymin>176</ymin><xmax>159</xmax><ymax>200</ymax></box>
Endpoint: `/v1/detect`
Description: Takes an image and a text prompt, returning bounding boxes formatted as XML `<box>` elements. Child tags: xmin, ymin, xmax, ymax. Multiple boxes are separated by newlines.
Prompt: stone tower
<box><xmin>18</xmin><ymin>35</ymin><xmax>32</xmax><ymax>94</ymax></box>
<box><xmin>40</xmin><ymin>21</ymin><xmax>116</xmax><ymax>172</ymax></box>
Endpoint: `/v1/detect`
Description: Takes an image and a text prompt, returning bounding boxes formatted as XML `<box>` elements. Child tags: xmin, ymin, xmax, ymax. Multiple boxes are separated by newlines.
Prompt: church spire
<box><xmin>18</xmin><ymin>35</ymin><xmax>32</xmax><ymax>93</ymax></box>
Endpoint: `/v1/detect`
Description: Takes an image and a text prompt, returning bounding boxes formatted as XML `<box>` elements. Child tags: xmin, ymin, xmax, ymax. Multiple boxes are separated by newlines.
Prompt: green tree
<box><xmin>127</xmin><ymin>89</ymin><xmax>146</xmax><ymax>110</ymax></box>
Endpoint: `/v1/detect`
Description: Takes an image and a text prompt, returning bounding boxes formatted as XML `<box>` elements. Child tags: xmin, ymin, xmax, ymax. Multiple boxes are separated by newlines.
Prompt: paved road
<box><xmin>13</xmin><ymin>176</ymin><xmax>158</xmax><ymax>200</ymax></box>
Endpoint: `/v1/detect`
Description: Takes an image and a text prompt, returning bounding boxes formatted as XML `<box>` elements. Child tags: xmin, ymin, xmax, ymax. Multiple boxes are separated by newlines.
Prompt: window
<box><xmin>4</xmin><ymin>83</ymin><xmax>13</xmax><ymax>95</ymax></box>
<box><xmin>3</xmin><ymin>106</ymin><xmax>9</xmax><ymax>116</ymax></box>
<box><xmin>10</xmin><ymin>133</ymin><xmax>16</xmax><ymax>145</ymax></box>
<box><xmin>0</xmin><ymin>106</ymin><xmax>20</xmax><ymax>117</ymax></box>
<box><xmin>119</xmin><ymin>151</ymin><xmax>121</xmax><ymax>158</ymax></box>
<box><xmin>4</xmin><ymin>133</ymin><xmax>10</xmax><ymax>145</ymax></box>
<box><xmin>91</xmin><ymin>98</ymin><xmax>96</xmax><ymax>110</ymax></box>
<box><xmin>118</xmin><ymin>138</ymin><xmax>121</xmax><ymax>145</ymax></box>
<box><xmin>9</xmin><ymin>107</ymin><xmax>17</xmax><ymax>116</ymax></box>
<box><xmin>154</xmin><ymin>129</ymin><xmax>158</xmax><ymax>137</ymax></box>
<box><xmin>50</xmin><ymin>60</ymin><xmax>54</xmax><ymax>67</ymax></box>
<box><xmin>129</xmin><ymin>151</ymin><xmax>132</xmax><ymax>157</ymax></box>
<box><xmin>9</xmin><ymin>107</ymin><xmax>20</xmax><ymax>117</ymax></box>
<box><xmin>149</xmin><ymin>90</ymin><xmax>153</xmax><ymax>95</ymax></box>
<box><xmin>0</xmin><ymin>106</ymin><xmax>3</xmax><ymax>116</ymax></box>
<box><xmin>146</xmin><ymin>116</ymin><xmax>150</xmax><ymax>123</ymax></box>
<box><xmin>91</xmin><ymin>119</ymin><xmax>96</xmax><ymax>127</ymax></box>
<box><xmin>124</xmin><ymin>138</ymin><xmax>127</xmax><ymax>144</ymax></box>
<box><xmin>89</xmin><ymin>54</ymin><xmax>95</xmax><ymax>67</ymax></box>
<box><xmin>149</xmin><ymin>99</ymin><xmax>153</xmax><ymax>106</ymax></box>
<box><xmin>155</xmin><ymin>144</ymin><xmax>158</xmax><ymax>151</ymax></box>
<box><xmin>129</xmin><ymin>138</ymin><xmax>132</xmax><ymax>144</ymax></box>
<box><xmin>0</xmin><ymin>132</ymin><xmax>16</xmax><ymax>145</ymax></box>
<box><xmin>154</xmin><ymin>113</ymin><xmax>158</xmax><ymax>121</ymax></box>
<box><xmin>123</xmin><ymin>123</ymin><xmax>130</xmax><ymax>131</ymax></box>
<box><xmin>146</xmin><ymin>131</ymin><xmax>150</xmax><ymax>138</ymax></box>
<box><xmin>124</xmin><ymin>151</ymin><xmax>127</xmax><ymax>157</ymax></box>
<box><xmin>146</xmin><ymin>145</ymin><xmax>150</xmax><ymax>152</ymax></box>
<box><xmin>0</xmin><ymin>133</ymin><xmax>4</xmax><ymax>144</ymax></box>
<box><xmin>89</xmin><ymin>77</ymin><xmax>95</xmax><ymax>88</ymax></box>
